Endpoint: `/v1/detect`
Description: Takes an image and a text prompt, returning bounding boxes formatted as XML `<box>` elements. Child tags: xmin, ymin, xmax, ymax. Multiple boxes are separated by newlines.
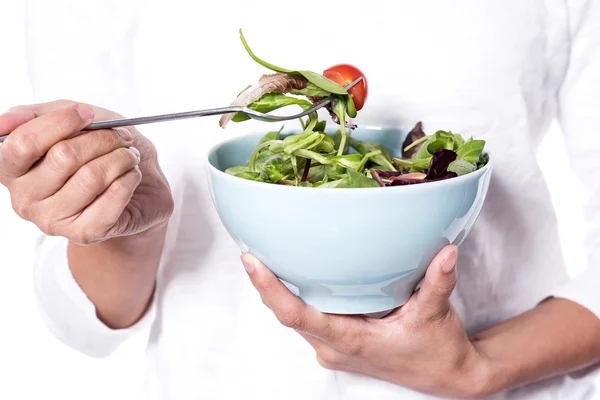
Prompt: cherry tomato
<box><xmin>323</xmin><ymin>64</ymin><xmax>368</xmax><ymax>111</ymax></box>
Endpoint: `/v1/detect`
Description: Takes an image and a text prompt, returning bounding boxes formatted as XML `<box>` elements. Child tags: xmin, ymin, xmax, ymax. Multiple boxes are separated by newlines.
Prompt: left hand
<box><xmin>241</xmin><ymin>246</ymin><xmax>491</xmax><ymax>399</ymax></box>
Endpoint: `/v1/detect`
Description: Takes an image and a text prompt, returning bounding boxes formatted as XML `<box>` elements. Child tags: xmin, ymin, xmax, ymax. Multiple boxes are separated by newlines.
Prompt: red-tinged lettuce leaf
<box><xmin>425</xmin><ymin>148</ymin><xmax>457</xmax><ymax>180</ymax></box>
<box><xmin>390</xmin><ymin>177</ymin><xmax>430</xmax><ymax>186</ymax></box>
<box><xmin>402</xmin><ymin>122</ymin><xmax>426</xmax><ymax>158</ymax></box>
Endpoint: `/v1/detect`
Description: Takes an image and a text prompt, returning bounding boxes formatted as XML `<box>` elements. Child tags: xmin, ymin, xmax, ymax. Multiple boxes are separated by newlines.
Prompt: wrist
<box><xmin>71</xmin><ymin>221</ymin><xmax>169</xmax><ymax>255</ymax></box>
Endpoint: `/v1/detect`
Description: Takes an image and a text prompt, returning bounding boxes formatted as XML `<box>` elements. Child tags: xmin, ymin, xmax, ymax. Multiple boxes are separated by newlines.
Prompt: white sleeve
<box><xmin>549</xmin><ymin>0</ymin><xmax>600</xmax><ymax>317</ymax></box>
<box><xmin>33</xmin><ymin>235</ymin><xmax>156</xmax><ymax>357</ymax></box>
<box><xmin>24</xmin><ymin>0</ymin><xmax>151</xmax><ymax>357</ymax></box>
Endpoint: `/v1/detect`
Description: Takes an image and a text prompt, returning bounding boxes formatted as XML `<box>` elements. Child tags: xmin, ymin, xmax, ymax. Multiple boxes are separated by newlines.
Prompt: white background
<box><xmin>0</xmin><ymin>1</ymin><xmax>589</xmax><ymax>399</ymax></box>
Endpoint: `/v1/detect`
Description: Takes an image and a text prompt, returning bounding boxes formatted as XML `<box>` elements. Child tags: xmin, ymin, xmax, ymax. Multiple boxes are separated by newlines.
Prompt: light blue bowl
<box><xmin>207</xmin><ymin>127</ymin><xmax>492</xmax><ymax>315</ymax></box>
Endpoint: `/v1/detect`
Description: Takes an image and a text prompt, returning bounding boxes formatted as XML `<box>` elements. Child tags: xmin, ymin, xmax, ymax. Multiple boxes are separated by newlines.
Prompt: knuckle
<box><xmin>103</xmin><ymin>176</ymin><xmax>133</xmax><ymax>202</ymax></box>
<box><xmin>10</xmin><ymin>132</ymin><xmax>39</xmax><ymax>159</ymax></box>
<box><xmin>70</xmin><ymin>229</ymin><xmax>97</xmax><ymax>246</ymax></box>
<box><xmin>118</xmin><ymin>147</ymin><xmax>137</xmax><ymax>164</ymax></box>
<box><xmin>11</xmin><ymin>196</ymin><xmax>32</xmax><ymax>220</ymax></box>
<box><xmin>39</xmin><ymin>218</ymin><xmax>59</xmax><ymax>237</ymax></box>
<box><xmin>98</xmin><ymin>129</ymin><xmax>123</xmax><ymax>149</ymax></box>
<box><xmin>78</xmin><ymin>163</ymin><xmax>108</xmax><ymax>191</ymax></box>
<box><xmin>277</xmin><ymin>309</ymin><xmax>304</xmax><ymax>330</ymax></box>
<box><xmin>47</xmin><ymin>142</ymin><xmax>78</xmax><ymax>172</ymax></box>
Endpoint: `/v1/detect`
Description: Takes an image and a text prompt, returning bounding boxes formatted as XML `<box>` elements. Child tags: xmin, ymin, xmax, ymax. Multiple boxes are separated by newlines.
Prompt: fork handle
<box><xmin>85</xmin><ymin>106</ymin><xmax>245</xmax><ymax>130</ymax></box>
<box><xmin>0</xmin><ymin>106</ymin><xmax>241</xmax><ymax>143</ymax></box>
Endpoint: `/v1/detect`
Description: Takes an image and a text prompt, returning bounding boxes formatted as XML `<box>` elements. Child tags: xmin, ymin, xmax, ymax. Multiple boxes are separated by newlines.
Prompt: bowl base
<box><xmin>300</xmin><ymin>292</ymin><xmax>410</xmax><ymax>317</ymax></box>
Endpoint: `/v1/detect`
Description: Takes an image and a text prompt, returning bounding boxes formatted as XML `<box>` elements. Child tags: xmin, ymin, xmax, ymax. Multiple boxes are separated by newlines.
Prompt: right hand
<box><xmin>0</xmin><ymin>100</ymin><xmax>174</xmax><ymax>245</ymax></box>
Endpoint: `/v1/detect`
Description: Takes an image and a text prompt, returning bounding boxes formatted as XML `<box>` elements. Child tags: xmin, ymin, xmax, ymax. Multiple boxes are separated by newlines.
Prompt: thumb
<box><xmin>417</xmin><ymin>245</ymin><xmax>458</xmax><ymax>316</ymax></box>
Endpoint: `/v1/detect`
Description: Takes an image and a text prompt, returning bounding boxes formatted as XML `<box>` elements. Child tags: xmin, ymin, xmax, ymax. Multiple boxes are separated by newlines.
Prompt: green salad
<box><xmin>219</xmin><ymin>30</ymin><xmax>489</xmax><ymax>188</ymax></box>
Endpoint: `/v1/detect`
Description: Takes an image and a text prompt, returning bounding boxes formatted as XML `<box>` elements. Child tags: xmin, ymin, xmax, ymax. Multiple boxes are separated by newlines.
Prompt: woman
<box><xmin>2</xmin><ymin>0</ymin><xmax>600</xmax><ymax>398</ymax></box>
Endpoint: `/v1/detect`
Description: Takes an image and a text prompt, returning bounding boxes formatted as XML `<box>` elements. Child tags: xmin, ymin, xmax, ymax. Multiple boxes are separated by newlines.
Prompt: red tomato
<box><xmin>323</xmin><ymin>64</ymin><xmax>368</xmax><ymax>111</ymax></box>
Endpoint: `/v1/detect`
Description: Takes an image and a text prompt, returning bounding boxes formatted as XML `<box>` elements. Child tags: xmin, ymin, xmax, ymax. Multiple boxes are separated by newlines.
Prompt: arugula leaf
<box><xmin>232</xmin><ymin>93</ymin><xmax>312</xmax><ymax>123</ymax></box>
<box><xmin>455</xmin><ymin>140</ymin><xmax>485</xmax><ymax>164</ymax></box>
<box><xmin>239</xmin><ymin>29</ymin><xmax>348</xmax><ymax>95</ymax></box>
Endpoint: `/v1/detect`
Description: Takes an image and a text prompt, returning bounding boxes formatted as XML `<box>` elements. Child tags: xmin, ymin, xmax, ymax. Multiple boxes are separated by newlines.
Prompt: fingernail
<box><xmin>129</xmin><ymin>147</ymin><xmax>141</xmax><ymax>162</ymax></box>
<box><xmin>75</xmin><ymin>104</ymin><xmax>94</xmax><ymax>121</ymax></box>
<box><xmin>441</xmin><ymin>248</ymin><xmax>458</xmax><ymax>274</ymax></box>
<box><xmin>116</xmin><ymin>128</ymin><xmax>133</xmax><ymax>141</ymax></box>
<box><xmin>241</xmin><ymin>255</ymin><xmax>255</xmax><ymax>274</ymax></box>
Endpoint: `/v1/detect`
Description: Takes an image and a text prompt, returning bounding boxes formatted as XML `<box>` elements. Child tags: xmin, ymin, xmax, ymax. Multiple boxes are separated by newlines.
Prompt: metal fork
<box><xmin>0</xmin><ymin>77</ymin><xmax>362</xmax><ymax>143</ymax></box>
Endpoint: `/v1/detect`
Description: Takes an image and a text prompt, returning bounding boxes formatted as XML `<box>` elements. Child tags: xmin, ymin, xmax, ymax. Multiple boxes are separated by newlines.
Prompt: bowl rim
<box><xmin>206</xmin><ymin>129</ymin><xmax>493</xmax><ymax>193</ymax></box>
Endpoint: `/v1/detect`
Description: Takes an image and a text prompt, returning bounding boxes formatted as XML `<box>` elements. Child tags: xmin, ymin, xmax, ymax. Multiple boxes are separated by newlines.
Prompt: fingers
<box><xmin>19</xmin><ymin>128</ymin><xmax>134</xmax><ymax>200</ymax></box>
<box><xmin>0</xmin><ymin>108</ymin><xmax>38</xmax><ymax>136</ymax></box>
<box><xmin>68</xmin><ymin>166</ymin><xmax>143</xmax><ymax>245</ymax></box>
<box><xmin>241</xmin><ymin>253</ymin><xmax>370</xmax><ymax>355</ymax></box>
<box><xmin>0</xmin><ymin>103</ymin><xmax>95</xmax><ymax>178</ymax></box>
<box><xmin>46</xmin><ymin>146</ymin><xmax>141</xmax><ymax>219</ymax></box>
<box><xmin>416</xmin><ymin>245</ymin><xmax>458</xmax><ymax>317</ymax></box>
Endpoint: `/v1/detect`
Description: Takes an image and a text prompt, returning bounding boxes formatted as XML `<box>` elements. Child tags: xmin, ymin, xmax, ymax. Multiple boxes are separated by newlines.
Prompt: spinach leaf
<box><xmin>349</xmin><ymin>137</ymin><xmax>396</xmax><ymax>171</ymax></box>
<box><xmin>329</xmin><ymin>154</ymin><xmax>363</xmax><ymax>170</ymax></box>
<box><xmin>225</xmin><ymin>165</ymin><xmax>251</xmax><ymax>176</ymax></box>
<box><xmin>453</xmin><ymin>133</ymin><xmax>465</xmax><ymax>149</ymax></box>
<box><xmin>447</xmin><ymin>159</ymin><xmax>476</xmax><ymax>176</ymax></box>
<box><xmin>290</xmin><ymin>82</ymin><xmax>332</xmax><ymax>97</ymax></box>
<box><xmin>232</xmin><ymin>171</ymin><xmax>264</xmax><ymax>182</ymax></box>
<box><xmin>283</xmin><ymin>132</ymin><xmax>323</xmax><ymax>155</ymax></box>
<box><xmin>410</xmin><ymin>130</ymin><xmax>458</xmax><ymax>172</ymax></box>
<box><xmin>248</xmin><ymin>139</ymin><xmax>282</xmax><ymax>171</ymax></box>
<box><xmin>239</xmin><ymin>29</ymin><xmax>348</xmax><ymax>95</ymax></box>
<box><xmin>455</xmin><ymin>140</ymin><xmax>485</xmax><ymax>164</ymax></box>
<box><xmin>232</xmin><ymin>93</ymin><xmax>312</xmax><ymax>123</ymax></box>
<box><xmin>313</xmin><ymin>134</ymin><xmax>335</xmax><ymax>153</ymax></box>
<box><xmin>317</xmin><ymin>179</ymin><xmax>344</xmax><ymax>188</ymax></box>
<box><xmin>333</xmin><ymin>130</ymin><xmax>342</xmax><ymax>151</ymax></box>
<box><xmin>259</xmin><ymin>126</ymin><xmax>284</xmax><ymax>144</ymax></box>
<box><xmin>345</xmin><ymin>95</ymin><xmax>357</xmax><ymax>119</ymax></box>
<box><xmin>304</xmin><ymin>111</ymin><xmax>318</xmax><ymax>133</ymax></box>
<box><xmin>293</xmin><ymin>149</ymin><xmax>331</xmax><ymax>166</ymax></box>
<box><xmin>336</xmin><ymin>168</ymin><xmax>380</xmax><ymax>188</ymax></box>
<box><xmin>313</xmin><ymin>120</ymin><xmax>327</xmax><ymax>132</ymax></box>
<box><xmin>477</xmin><ymin>152</ymin><xmax>490</xmax><ymax>169</ymax></box>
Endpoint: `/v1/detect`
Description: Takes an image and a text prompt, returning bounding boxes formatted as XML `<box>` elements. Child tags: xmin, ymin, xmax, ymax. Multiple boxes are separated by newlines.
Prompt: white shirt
<box><xmin>24</xmin><ymin>0</ymin><xmax>600</xmax><ymax>399</ymax></box>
